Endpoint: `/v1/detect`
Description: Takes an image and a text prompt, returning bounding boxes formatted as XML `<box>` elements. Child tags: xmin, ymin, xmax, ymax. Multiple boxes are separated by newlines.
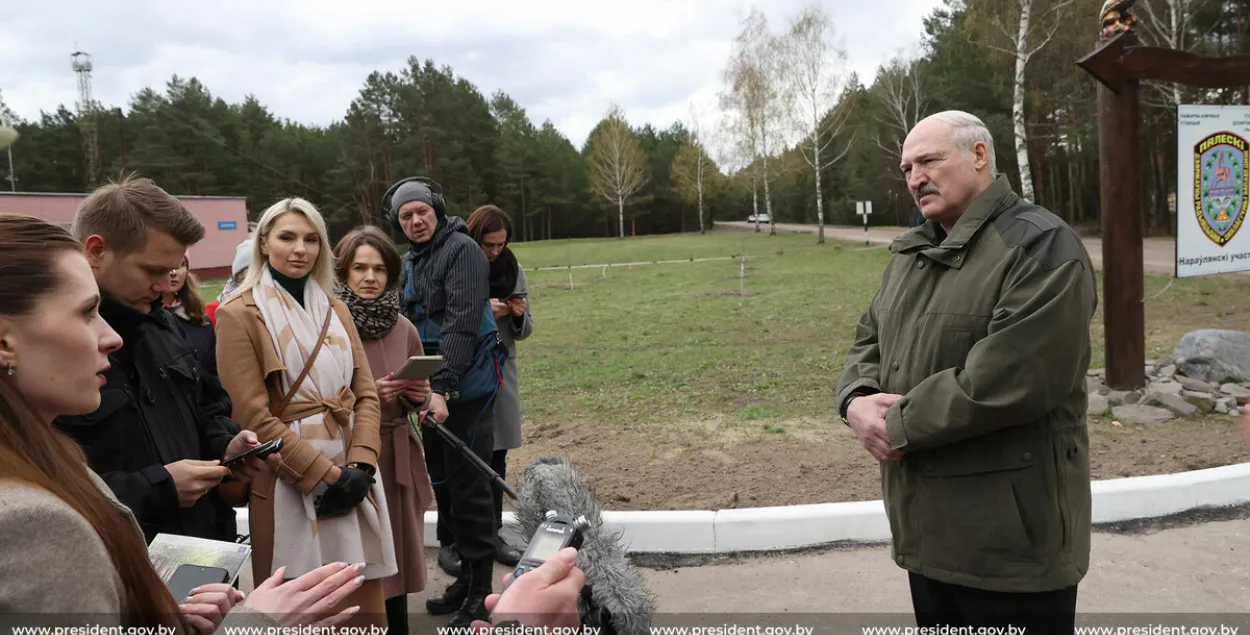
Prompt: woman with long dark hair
<box><xmin>0</xmin><ymin>214</ymin><xmax>365</xmax><ymax>633</ymax></box>
<box><xmin>163</xmin><ymin>252</ymin><xmax>218</xmax><ymax>376</ymax></box>
<box><xmin>332</xmin><ymin>225</ymin><xmax>433</xmax><ymax>635</ymax></box>
<box><xmin>465</xmin><ymin>205</ymin><xmax>532</xmax><ymax>567</ymax></box>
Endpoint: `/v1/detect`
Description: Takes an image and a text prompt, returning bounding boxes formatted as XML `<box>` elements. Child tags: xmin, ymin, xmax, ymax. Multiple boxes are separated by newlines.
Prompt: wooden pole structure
<box><xmin>1078</xmin><ymin>4</ymin><xmax>1250</xmax><ymax>389</ymax></box>
<box><xmin>1090</xmin><ymin>33</ymin><xmax>1146</xmax><ymax>390</ymax></box>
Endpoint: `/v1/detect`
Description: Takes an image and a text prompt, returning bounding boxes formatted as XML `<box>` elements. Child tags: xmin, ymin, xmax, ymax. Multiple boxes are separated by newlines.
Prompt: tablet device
<box><xmin>394</xmin><ymin>355</ymin><xmax>444</xmax><ymax>381</ymax></box>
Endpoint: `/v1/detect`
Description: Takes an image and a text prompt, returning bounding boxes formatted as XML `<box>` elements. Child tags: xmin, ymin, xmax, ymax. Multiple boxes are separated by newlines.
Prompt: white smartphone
<box><xmin>394</xmin><ymin>355</ymin><xmax>444</xmax><ymax>381</ymax></box>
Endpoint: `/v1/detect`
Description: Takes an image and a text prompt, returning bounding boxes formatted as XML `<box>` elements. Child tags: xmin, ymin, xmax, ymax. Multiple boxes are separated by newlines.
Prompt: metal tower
<box><xmin>71</xmin><ymin>51</ymin><xmax>101</xmax><ymax>189</ymax></box>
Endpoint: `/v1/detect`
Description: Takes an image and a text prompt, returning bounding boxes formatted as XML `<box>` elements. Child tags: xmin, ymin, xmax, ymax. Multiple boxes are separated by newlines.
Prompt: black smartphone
<box><xmin>166</xmin><ymin>564</ymin><xmax>230</xmax><ymax>601</ymax></box>
<box><xmin>222</xmin><ymin>438</ymin><xmax>283</xmax><ymax>466</ymax></box>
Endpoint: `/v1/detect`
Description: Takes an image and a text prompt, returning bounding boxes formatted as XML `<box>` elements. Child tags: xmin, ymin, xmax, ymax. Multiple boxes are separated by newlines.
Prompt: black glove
<box><xmin>315</xmin><ymin>465</ymin><xmax>375</xmax><ymax>518</ymax></box>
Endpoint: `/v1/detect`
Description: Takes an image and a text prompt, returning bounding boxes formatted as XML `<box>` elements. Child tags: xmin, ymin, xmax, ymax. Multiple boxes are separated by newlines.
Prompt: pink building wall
<box><xmin>0</xmin><ymin>192</ymin><xmax>249</xmax><ymax>278</ymax></box>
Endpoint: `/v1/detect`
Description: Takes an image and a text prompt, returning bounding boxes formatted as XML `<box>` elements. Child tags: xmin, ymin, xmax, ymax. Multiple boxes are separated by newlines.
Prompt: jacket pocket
<box><xmin>915</xmin><ymin>434</ymin><xmax>1053</xmax><ymax>573</ymax></box>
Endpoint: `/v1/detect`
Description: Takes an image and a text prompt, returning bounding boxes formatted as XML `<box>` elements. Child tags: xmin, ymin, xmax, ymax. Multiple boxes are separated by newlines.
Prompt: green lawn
<box><xmin>197</xmin><ymin>231</ymin><xmax>1250</xmax><ymax>430</ymax></box>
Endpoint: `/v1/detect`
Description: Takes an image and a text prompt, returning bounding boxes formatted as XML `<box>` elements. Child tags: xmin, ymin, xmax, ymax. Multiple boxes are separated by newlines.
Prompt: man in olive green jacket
<box><xmin>836</xmin><ymin>111</ymin><xmax>1098</xmax><ymax>633</ymax></box>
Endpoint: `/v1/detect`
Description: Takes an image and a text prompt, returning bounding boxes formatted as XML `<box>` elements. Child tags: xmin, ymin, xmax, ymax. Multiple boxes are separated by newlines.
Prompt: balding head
<box><xmin>900</xmin><ymin>110</ymin><xmax>997</xmax><ymax>230</ymax></box>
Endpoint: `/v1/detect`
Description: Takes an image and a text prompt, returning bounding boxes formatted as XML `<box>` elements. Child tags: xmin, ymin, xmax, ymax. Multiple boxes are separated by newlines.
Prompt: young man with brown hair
<box><xmin>55</xmin><ymin>175</ymin><xmax>270</xmax><ymax>545</ymax></box>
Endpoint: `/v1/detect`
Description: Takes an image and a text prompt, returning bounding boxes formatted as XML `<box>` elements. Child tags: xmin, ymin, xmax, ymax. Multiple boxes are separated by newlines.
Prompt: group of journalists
<box><xmin>0</xmin><ymin>172</ymin><xmax>584</xmax><ymax>635</ymax></box>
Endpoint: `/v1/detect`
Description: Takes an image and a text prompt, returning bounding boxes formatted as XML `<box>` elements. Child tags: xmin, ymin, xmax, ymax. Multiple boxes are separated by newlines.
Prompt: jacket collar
<box><xmin>99</xmin><ymin>294</ymin><xmax>170</xmax><ymax>334</ymax></box>
<box><xmin>890</xmin><ymin>175</ymin><xmax>1018</xmax><ymax>269</ymax></box>
<box><xmin>408</xmin><ymin>215</ymin><xmax>468</xmax><ymax>257</ymax></box>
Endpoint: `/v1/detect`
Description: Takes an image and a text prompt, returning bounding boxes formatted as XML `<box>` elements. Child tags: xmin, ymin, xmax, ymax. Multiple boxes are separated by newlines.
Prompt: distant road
<box><xmin>716</xmin><ymin>221</ymin><xmax>1184</xmax><ymax>276</ymax></box>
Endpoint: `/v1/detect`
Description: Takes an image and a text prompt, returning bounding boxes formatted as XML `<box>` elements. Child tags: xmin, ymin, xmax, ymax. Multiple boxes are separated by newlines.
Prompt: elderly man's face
<box><xmin>900</xmin><ymin>119</ymin><xmax>990</xmax><ymax>229</ymax></box>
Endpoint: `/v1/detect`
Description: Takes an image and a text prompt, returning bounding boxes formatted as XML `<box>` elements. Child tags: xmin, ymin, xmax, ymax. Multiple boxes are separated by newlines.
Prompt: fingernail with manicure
<box><xmin>346</xmin><ymin>606</ymin><xmax>360</xmax><ymax>614</ymax></box>
<box><xmin>353</xmin><ymin>563</ymin><xmax>366</xmax><ymax>571</ymax></box>
<box><xmin>353</xmin><ymin>575</ymin><xmax>365</xmax><ymax>585</ymax></box>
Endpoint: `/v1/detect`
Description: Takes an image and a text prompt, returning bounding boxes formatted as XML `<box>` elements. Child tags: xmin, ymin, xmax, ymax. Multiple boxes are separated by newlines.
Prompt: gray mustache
<box><xmin>916</xmin><ymin>186</ymin><xmax>937</xmax><ymax>197</ymax></box>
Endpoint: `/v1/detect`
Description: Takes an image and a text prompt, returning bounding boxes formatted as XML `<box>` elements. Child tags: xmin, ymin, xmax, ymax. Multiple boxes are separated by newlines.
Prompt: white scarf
<box><xmin>253</xmin><ymin>267</ymin><xmax>397</xmax><ymax>580</ymax></box>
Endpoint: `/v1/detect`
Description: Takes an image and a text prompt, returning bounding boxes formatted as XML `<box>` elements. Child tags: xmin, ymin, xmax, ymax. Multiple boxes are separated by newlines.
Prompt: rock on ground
<box><xmin>1174</xmin><ymin>329</ymin><xmax>1250</xmax><ymax>384</ymax></box>
<box><xmin>1112</xmin><ymin>404</ymin><xmax>1176</xmax><ymax>424</ymax></box>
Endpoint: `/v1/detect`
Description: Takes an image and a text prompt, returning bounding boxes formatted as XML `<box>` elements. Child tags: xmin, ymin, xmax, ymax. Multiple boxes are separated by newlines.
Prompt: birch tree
<box><xmin>969</xmin><ymin>0</ymin><xmax>1077</xmax><ymax>201</ymax></box>
<box><xmin>586</xmin><ymin>103</ymin><xmax>649</xmax><ymax>239</ymax></box>
<box><xmin>672</xmin><ymin>102</ymin><xmax>711</xmax><ymax>234</ymax></box>
<box><xmin>873</xmin><ymin>53</ymin><xmax>927</xmax><ymax>162</ymax></box>
<box><xmin>781</xmin><ymin>4</ymin><xmax>855</xmax><ymax>244</ymax></box>
<box><xmin>722</xmin><ymin>6</ymin><xmax>784</xmax><ymax>235</ymax></box>
<box><xmin>1137</xmin><ymin>0</ymin><xmax>1214</xmax><ymax>107</ymax></box>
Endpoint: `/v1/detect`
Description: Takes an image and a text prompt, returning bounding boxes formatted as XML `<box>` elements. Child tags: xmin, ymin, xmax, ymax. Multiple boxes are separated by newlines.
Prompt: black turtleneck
<box><xmin>269</xmin><ymin>263</ymin><xmax>309</xmax><ymax>307</ymax></box>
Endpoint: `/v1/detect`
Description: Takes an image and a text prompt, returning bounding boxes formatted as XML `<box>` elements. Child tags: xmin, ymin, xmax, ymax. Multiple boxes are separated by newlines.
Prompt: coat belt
<box><xmin>280</xmin><ymin>385</ymin><xmax>357</xmax><ymax>446</ymax></box>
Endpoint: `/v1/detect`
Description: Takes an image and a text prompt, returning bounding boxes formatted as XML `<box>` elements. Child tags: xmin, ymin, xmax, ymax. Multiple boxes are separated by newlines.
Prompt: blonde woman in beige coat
<box><xmin>215</xmin><ymin>199</ymin><xmax>396</xmax><ymax>627</ymax></box>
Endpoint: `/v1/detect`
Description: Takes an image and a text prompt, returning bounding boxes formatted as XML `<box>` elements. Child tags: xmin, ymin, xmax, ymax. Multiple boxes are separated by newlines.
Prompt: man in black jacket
<box><xmin>390</xmin><ymin>177</ymin><xmax>499</xmax><ymax>627</ymax></box>
<box><xmin>54</xmin><ymin>176</ymin><xmax>268</xmax><ymax>545</ymax></box>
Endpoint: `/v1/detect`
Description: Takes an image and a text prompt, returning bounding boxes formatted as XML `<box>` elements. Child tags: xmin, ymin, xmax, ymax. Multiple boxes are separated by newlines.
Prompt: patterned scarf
<box><xmin>334</xmin><ymin>281</ymin><xmax>400</xmax><ymax>341</ymax></box>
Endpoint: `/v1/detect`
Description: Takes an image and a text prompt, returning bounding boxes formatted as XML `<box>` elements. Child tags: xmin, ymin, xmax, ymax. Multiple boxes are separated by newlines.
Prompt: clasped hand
<box><xmin>846</xmin><ymin>393</ymin><xmax>905</xmax><ymax>463</ymax></box>
<box><xmin>316</xmin><ymin>465</ymin><xmax>374</xmax><ymax>518</ymax></box>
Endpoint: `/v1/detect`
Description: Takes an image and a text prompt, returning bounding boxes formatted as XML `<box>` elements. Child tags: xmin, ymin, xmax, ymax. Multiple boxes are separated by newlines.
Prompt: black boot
<box><xmin>438</xmin><ymin>543</ymin><xmax>461</xmax><ymax>576</ymax></box>
<box><xmin>494</xmin><ymin>535</ymin><xmax>522</xmax><ymax>567</ymax></box>
<box><xmin>424</xmin><ymin>569</ymin><xmax>469</xmax><ymax>616</ymax></box>
<box><xmin>448</xmin><ymin>558</ymin><xmax>493</xmax><ymax>627</ymax></box>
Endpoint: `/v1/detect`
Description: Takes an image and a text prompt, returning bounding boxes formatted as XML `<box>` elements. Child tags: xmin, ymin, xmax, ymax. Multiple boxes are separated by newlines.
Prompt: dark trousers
<box><xmin>423</xmin><ymin>394</ymin><xmax>496</xmax><ymax>564</ymax></box>
<box><xmin>436</xmin><ymin>448</ymin><xmax>509</xmax><ymax>546</ymax></box>
<box><xmin>490</xmin><ymin>449</ymin><xmax>507</xmax><ymax>532</ymax></box>
<box><xmin>384</xmin><ymin>595</ymin><xmax>408</xmax><ymax>635</ymax></box>
<box><xmin>909</xmin><ymin>573</ymin><xmax>1078</xmax><ymax>635</ymax></box>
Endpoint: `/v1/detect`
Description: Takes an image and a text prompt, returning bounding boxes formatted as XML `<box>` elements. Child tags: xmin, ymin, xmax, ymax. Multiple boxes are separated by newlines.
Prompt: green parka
<box><xmin>835</xmin><ymin>175</ymin><xmax>1099</xmax><ymax>593</ymax></box>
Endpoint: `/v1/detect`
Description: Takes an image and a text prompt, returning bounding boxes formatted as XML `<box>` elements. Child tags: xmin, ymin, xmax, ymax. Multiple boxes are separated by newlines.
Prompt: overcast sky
<box><xmin>1</xmin><ymin>0</ymin><xmax>943</xmax><ymax>152</ymax></box>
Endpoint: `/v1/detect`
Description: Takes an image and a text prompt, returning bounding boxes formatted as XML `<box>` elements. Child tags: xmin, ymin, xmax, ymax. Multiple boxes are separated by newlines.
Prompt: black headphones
<box><xmin>381</xmin><ymin>176</ymin><xmax>447</xmax><ymax>234</ymax></box>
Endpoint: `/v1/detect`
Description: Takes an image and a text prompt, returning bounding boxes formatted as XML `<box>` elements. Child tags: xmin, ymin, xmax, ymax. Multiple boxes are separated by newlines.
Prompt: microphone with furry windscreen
<box><xmin>511</xmin><ymin>456</ymin><xmax>657</xmax><ymax>635</ymax></box>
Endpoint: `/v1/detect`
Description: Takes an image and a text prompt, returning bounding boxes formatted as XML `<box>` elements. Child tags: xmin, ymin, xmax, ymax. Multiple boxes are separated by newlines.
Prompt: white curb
<box><xmin>233</xmin><ymin>462</ymin><xmax>1250</xmax><ymax>554</ymax></box>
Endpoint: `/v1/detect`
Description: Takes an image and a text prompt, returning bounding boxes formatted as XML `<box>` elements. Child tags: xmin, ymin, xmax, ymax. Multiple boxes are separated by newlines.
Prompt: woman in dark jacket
<box><xmin>162</xmin><ymin>252</ymin><xmax>217</xmax><ymax>377</ymax></box>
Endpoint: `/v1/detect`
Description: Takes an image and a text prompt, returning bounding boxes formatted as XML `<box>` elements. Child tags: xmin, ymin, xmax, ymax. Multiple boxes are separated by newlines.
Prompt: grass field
<box><xmin>200</xmin><ymin>231</ymin><xmax>1250</xmax><ymax>429</ymax></box>
<box><xmin>197</xmin><ymin>230</ymin><xmax>1250</xmax><ymax>509</ymax></box>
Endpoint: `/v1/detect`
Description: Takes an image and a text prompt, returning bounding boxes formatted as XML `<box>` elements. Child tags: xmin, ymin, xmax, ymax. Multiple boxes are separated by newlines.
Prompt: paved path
<box><xmin>349</xmin><ymin>514</ymin><xmax>1250</xmax><ymax>626</ymax></box>
<box><xmin>718</xmin><ymin>221</ymin><xmax>1185</xmax><ymax>277</ymax></box>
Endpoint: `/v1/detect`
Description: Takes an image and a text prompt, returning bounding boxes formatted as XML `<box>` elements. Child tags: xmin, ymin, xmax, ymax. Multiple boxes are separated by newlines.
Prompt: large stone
<box><xmin>1220</xmin><ymin>383</ymin><xmax>1250</xmax><ymax>404</ymax></box>
<box><xmin>1181</xmin><ymin>390</ymin><xmax>1217</xmax><ymax>414</ymax></box>
<box><xmin>1159</xmin><ymin>364</ymin><xmax>1178</xmax><ymax>377</ymax></box>
<box><xmin>1108</xmin><ymin>389</ymin><xmax>1140</xmax><ymax>406</ymax></box>
<box><xmin>1177</xmin><ymin>375</ymin><xmax>1218</xmax><ymax>392</ymax></box>
<box><xmin>1146</xmin><ymin>392</ymin><xmax>1198</xmax><ymax>416</ymax></box>
<box><xmin>1086</xmin><ymin>376</ymin><xmax>1108</xmax><ymax>396</ymax></box>
<box><xmin>1174</xmin><ymin>329</ymin><xmax>1250</xmax><ymax>384</ymax></box>
<box><xmin>1088</xmin><ymin>393</ymin><xmax>1110</xmax><ymax>416</ymax></box>
<box><xmin>1112</xmin><ymin>404</ymin><xmax>1176</xmax><ymax>424</ymax></box>
<box><xmin>1146</xmin><ymin>380</ymin><xmax>1183</xmax><ymax>395</ymax></box>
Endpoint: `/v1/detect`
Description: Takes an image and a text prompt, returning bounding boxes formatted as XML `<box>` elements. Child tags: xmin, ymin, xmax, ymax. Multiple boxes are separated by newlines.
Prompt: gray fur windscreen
<box><xmin>515</xmin><ymin>456</ymin><xmax>657</xmax><ymax>635</ymax></box>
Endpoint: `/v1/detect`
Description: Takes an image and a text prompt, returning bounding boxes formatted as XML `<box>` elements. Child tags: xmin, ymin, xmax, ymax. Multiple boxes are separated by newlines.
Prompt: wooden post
<box><xmin>1079</xmin><ymin>12</ymin><xmax>1250</xmax><ymax>389</ymax></box>
<box><xmin>1097</xmin><ymin>63</ymin><xmax>1146</xmax><ymax>389</ymax></box>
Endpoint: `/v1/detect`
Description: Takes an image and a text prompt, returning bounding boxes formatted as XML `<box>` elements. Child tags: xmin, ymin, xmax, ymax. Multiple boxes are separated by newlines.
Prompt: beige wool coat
<box><xmin>214</xmin><ymin>288</ymin><xmax>388</xmax><ymax>622</ymax></box>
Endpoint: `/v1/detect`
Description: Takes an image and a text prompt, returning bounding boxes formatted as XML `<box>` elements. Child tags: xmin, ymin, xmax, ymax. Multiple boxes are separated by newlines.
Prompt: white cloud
<box><xmin>1</xmin><ymin>0</ymin><xmax>945</xmax><ymax>149</ymax></box>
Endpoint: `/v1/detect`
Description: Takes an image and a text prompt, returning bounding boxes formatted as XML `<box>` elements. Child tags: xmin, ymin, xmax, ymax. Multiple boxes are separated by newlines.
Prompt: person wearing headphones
<box><xmin>387</xmin><ymin>177</ymin><xmax>504</xmax><ymax>627</ymax></box>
